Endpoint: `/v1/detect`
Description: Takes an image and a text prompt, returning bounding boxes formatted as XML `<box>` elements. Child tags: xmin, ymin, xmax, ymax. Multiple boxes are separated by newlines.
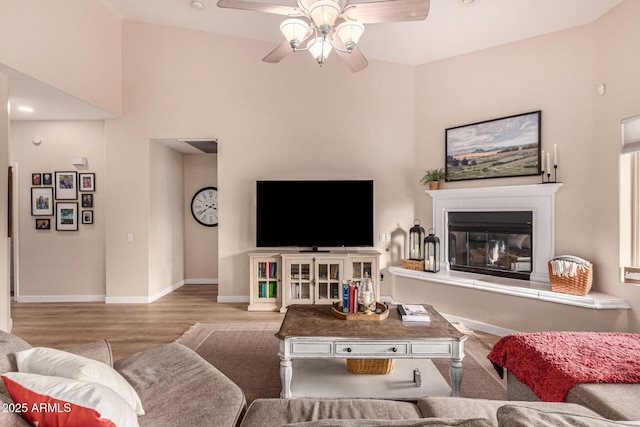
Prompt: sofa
<box><xmin>2</xmin><ymin>329</ymin><xmax>640</xmax><ymax>427</ymax></box>
<box><xmin>0</xmin><ymin>330</ymin><xmax>246</xmax><ymax>426</ymax></box>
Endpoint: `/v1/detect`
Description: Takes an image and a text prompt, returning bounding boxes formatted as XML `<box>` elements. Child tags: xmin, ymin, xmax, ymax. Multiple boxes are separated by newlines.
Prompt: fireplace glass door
<box><xmin>448</xmin><ymin>211</ymin><xmax>532</xmax><ymax>280</ymax></box>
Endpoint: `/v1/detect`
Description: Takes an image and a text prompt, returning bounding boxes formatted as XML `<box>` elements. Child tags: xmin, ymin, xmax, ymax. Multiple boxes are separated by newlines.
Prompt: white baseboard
<box><xmin>217</xmin><ymin>295</ymin><xmax>250</xmax><ymax>303</ymax></box>
<box><xmin>105</xmin><ymin>280</ymin><xmax>185</xmax><ymax>304</ymax></box>
<box><xmin>185</xmin><ymin>278</ymin><xmax>219</xmax><ymax>285</ymax></box>
<box><xmin>382</xmin><ymin>295</ymin><xmax>515</xmax><ymax>337</ymax></box>
<box><xmin>440</xmin><ymin>313</ymin><xmax>516</xmax><ymax>337</ymax></box>
<box><xmin>16</xmin><ymin>295</ymin><xmax>105</xmax><ymax>303</ymax></box>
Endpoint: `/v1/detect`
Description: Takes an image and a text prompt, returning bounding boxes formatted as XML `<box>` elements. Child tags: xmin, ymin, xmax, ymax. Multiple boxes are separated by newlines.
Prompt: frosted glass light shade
<box><xmin>335</xmin><ymin>21</ymin><xmax>364</xmax><ymax>50</ymax></box>
<box><xmin>308</xmin><ymin>1</ymin><xmax>341</xmax><ymax>28</ymax></box>
<box><xmin>280</xmin><ymin>19</ymin><xmax>309</xmax><ymax>47</ymax></box>
<box><xmin>307</xmin><ymin>37</ymin><xmax>332</xmax><ymax>64</ymax></box>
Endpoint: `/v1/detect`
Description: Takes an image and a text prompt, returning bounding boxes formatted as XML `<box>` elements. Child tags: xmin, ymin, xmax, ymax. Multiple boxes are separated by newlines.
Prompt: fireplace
<box><xmin>448</xmin><ymin>211</ymin><xmax>532</xmax><ymax>280</ymax></box>
<box><xmin>426</xmin><ymin>183</ymin><xmax>562</xmax><ymax>284</ymax></box>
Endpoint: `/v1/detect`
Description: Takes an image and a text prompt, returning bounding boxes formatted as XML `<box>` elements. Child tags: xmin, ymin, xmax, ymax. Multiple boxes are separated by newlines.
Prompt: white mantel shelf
<box><xmin>425</xmin><ymin>183</ymin><xmax>563</xmax><ymax>199</ymax></box>
<box><xmin>389</xmin><ymin>266</ymin><xmax>631</xmax><ymax>310</ymax></box>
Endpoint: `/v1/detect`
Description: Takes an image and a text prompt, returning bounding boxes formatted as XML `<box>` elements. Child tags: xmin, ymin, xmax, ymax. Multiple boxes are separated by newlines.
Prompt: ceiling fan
<box><xmin>217</xmin><ymin>0</ymin><xmax>430</xmax><ymax>72</ymax></box>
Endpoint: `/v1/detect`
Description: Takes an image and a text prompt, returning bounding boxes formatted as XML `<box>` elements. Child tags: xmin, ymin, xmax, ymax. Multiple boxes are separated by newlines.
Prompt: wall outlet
<box><xmin>127</xmin><ymin>233</ymin><xmax>134</xmax><ymax>243</ymax></box>
<box><xmin>378</xmin><ymin>233</ymin><xmax>391</xmax><ymax>242</ymax></box>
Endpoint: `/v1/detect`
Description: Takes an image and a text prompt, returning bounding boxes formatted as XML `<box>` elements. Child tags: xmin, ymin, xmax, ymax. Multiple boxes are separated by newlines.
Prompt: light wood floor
<box><xmin>10</xmin><ymin>284</ymin><xmax>500</xmax><ymax>361</ymax></box>
<box><xmin>10</xmin><ymin>284</ymin><xmax>285</xmax><ymax>361</ymax></box>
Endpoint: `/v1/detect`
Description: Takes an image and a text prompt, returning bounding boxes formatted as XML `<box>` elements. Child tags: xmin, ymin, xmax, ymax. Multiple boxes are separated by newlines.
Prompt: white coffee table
<box><xmin>276</xmin><ymin>304</ymin><xmax>467</xmax><ymax>399</ymax></box>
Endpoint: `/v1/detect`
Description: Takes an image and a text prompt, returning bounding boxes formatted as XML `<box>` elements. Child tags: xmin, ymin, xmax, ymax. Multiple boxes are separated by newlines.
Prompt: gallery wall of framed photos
<box><xmin>31</xmin><ymin>171</ymin><xmax>96</xmax><ymax>231</ymax></box>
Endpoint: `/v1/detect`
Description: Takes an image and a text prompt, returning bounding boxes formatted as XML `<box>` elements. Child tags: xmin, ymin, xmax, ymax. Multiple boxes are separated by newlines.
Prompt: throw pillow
<box><xmin>496</xmin><ymin>405</ymin><xmax>640</xmax><ymax>427</ymax></box>
<box><xmin>1</xmin><ymin>372</ymin><xmax>139</xmax><ymax>427</ymax></box>
<box><xmin>15</xmin><ymin>347</ymin><xmax>144</xmax><ymax>415</ymax></box>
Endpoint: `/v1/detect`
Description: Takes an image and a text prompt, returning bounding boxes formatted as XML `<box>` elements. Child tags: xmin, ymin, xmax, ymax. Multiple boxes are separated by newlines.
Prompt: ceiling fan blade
<box><xmin>262</xmin><ymin>41</ymin><xmax>294</xmax><ymax>63</ymax></box>
<box><xmin>335</xmin><ymin>47</ymin><xmax>369</xmax><ymax>73</ymax></box>
<box><xmin>331</xmin><ymin>35</ymin><xmax>369</xmax><ymax>72</ymax></box>
<box><xmin>217</xmin><ymin>0</ymin><xmax>303</xmax><ymax>17</ymax></box>
<box><xmin>345</xmin><ymin>0</ymin><xmax>430</xmax><ymax>24</ymax></box>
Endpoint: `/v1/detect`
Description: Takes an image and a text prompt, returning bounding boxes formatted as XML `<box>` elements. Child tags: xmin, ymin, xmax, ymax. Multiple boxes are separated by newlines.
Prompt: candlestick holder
<box><xmin>540</xmin><ymin>166</ymin><xmax>560</xmax><ymax>184</ymax></box>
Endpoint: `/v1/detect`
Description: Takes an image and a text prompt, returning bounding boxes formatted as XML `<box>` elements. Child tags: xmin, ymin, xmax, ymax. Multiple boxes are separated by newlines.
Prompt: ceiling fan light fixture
<box><xmin>335</xmin><ymin>21</ymin><xmax>364</xmax><ymax>52</ymax></box>
<box><xmin>309</xmin><ymin>1</ymin><xmax>341</xmax><ymax>34</ymax></box>
<box><xmin>307</xmin><ymin>37</ymin><xmax>332</xmax><ymax>65</ymax></box>
<box><xmin>280</xmin><ymin>19</ymin><xmax>310</xmax><ymax>50</ymax></box>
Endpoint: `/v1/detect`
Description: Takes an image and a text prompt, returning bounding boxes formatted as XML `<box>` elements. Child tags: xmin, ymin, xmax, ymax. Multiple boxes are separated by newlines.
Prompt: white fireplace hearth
<box><xmin>426</xmin><ymin>183</ymin><xmax>562</xmax><ymax>284</ymax></box>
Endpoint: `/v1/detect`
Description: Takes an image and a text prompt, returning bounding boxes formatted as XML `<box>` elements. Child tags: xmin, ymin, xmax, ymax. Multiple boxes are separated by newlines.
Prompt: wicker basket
<box><xmin>548</xmin><ymin>262</ymin><xmax>593</xmax><ymax>296</ymax></box>
<box><xmin>402</xmin><ymin>259</ymin><xmax>424</xmax><ymax>271</ymax></box>
<box><xmin>347</xmin><ymin>359</ymin><xmax>395</xmax><ymax>375</ymax></box>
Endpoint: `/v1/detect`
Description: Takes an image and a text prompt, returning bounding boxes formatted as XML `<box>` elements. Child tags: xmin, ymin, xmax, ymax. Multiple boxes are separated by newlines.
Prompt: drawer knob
<box><xmin>346</xmin><ymin>347</ymin><xmax>352</xmax><ymax>353</ymax></box>
<box><xmin>392</xmin><ymin>347</ymin><xmax>398</xmax><ymax>353</ymax></box>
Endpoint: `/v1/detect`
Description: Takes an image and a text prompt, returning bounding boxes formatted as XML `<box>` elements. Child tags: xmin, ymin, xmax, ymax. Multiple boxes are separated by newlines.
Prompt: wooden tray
<box><xmin>331</xmin><ymin>302</ymin><xmax>389</xmax><ymax>321</ymax></box>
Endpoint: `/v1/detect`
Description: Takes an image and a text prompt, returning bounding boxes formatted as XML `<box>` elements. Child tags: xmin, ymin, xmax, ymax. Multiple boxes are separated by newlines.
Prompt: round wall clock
<box><xmin>191</xmin><ymin>186</ymin><xmax>218</xmax><ymax>227</ymax></box>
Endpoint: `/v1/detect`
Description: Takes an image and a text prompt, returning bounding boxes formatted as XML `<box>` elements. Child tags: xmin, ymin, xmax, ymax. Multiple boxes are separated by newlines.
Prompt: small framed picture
<box><xmin>79</xmin><ymin>173</ymin><xmax>95</xmax><ymax>192</ymax></box>
<box><xmin>31</xmin><ymin>173</ymin><xmax>41</xmax><ymax>186</ymax></box>
<box><xmin>54</xmin><ymin>171</ymin><xmax>78</xmax><ymax>200</ymax></box>
<box><xmin>81</xmin><ymin>193</ymin><xmax>93</xmax><ymax>208</ymax></box>
<box><xmin>35</xmin><ymin>218</ymin><xmax>51</xmax><ymax>230</ymax></box>
<box><xmin>82</xmin><ymin>210</ymin><xmax>93</xmax><ymax>224</ymax></box>
<box><xmin>42</xmin><ymin>173</ymin><xmax>52</xmax><ymax>186</ymax></box>
<box><xmin>56</xmin><ymin>202</ymin><xmax>78</xmax><ymax>231</ymax></box>
<box><xmin>31</xmin><ymin>187</ymin><xmax>54</xmax><ymax>216</ymax></box>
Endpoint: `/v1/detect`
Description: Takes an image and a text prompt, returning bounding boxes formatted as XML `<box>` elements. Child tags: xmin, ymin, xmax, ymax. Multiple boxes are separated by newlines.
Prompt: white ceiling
<box><xmin>6</xmin><ymin>0</ymin><xmax>622</xmax><ymax>122</ymax></box>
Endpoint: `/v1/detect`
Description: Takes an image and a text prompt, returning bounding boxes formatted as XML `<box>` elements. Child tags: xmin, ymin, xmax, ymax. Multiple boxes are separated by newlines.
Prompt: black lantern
<box><xmin>409</xmin><ymin>219</ymin><xmax>425</xmax><ymax>261</ymax></box>
<box><xmin>424</xmin><ymin>228</ymin><xmax>440</xmax><ymax>273</ymax></box>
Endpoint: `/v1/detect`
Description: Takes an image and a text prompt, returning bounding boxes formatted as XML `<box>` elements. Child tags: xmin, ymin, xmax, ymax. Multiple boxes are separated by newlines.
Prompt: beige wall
<box><xmin>10</xmin><ymin>121</ymin><xmax>106</xmax><ymax>299</ymax></box>
<box><xmin>0</xmin><ymin>0</ymin><xmax>121</xmax><ymax>116</ymax></box>
<box><xmin>105</xmin><ymin>21</ymin><xmax>416</xmax><ymax>301</ymax></box>
<box><xmin>406</xmin><ymin>0</ymin><xmax>640</xmax><ymax>332</ymax></box>
<box><xmin>0</xmin><ymin>73</ymin><xmax>9</xmax><ymax>330</ymax></box>
<box><xmin>184</xmin><ymin>154</ymin><xmax>218</xmax><ymax>281</ymax></box>
<box><xmin>592</xmin><ymin>1</ymin><xmax>640</xmax><ymax>331</ymax></box>
<box><xmin>3</xmin><ymin>1</ymin><xmax>639</xmax><ymax>332</ymax></box>
<box><xmin>149</xmin><ymin>143</ymin><xmax>185</xmax><ymax>298</ymax></box>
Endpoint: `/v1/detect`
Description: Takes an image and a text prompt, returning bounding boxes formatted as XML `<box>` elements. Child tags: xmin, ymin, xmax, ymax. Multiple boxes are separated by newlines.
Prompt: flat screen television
<box><xmin>256</xmin><ymin>180</ymin><xmax>374</xmax><ymax>249</ymax></box>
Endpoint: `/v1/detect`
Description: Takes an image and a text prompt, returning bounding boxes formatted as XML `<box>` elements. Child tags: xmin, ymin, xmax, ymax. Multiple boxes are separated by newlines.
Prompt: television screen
<box><xmin>256</xmin><ymin>180</ymin><xmax>374</xmax><ymax>248</ymax></box>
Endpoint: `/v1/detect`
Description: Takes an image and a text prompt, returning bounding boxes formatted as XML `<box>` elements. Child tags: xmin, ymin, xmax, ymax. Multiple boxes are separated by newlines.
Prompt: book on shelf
<box><xmin>268</xmin><ymin>281</ymin><xmax>277</xmax><ymax>298</ymax></box>
<box><xmin>259</xmin><ymin>282</ymin><xmax>267</xmax><ymax>298</ymax></box>
<box><xmin>397</xmin><ymin>304</ymin><xmax>430</xmax><ymax>322</ymax></box>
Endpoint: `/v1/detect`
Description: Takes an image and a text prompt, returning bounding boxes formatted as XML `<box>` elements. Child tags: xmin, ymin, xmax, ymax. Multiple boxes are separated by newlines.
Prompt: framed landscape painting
<box><xmin>56</xmin><ymin>202</ymin><xmax>78</xmax><ymax>231</ymax></box>
<box><xmin>445</xmin><ymin>111</ymin><xmax>541</xmax><ymax>182</ymax></box>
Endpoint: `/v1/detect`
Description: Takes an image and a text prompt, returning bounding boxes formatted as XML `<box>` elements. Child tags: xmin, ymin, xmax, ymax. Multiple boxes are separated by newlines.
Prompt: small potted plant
<box><xmin>420</xmin><ymin>168</ymin><xmax>446</xmax><ymax>190</ymax></box>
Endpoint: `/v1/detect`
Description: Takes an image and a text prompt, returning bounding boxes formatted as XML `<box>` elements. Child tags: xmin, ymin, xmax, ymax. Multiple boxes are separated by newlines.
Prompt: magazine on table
<box><xmin>397</xmin><ymin>304</ymin><xmax>431</xmax><ymax>322</ymax></box>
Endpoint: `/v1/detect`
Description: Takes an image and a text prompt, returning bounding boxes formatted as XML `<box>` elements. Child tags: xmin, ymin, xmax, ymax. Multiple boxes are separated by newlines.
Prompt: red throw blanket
<box><xmin>487</xmin><ymin>332</ymin><xmax>640</xmax><ymax>402</ymax></box>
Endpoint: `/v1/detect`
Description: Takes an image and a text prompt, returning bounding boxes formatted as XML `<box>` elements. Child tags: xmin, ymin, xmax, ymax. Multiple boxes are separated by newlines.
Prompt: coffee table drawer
<box><xmin>411</xmin><ymin>343</ymin><xmax>453</xmax><ymax>356</ymax></box>
<box><xmin>291</xmin><ymin>342</ymin><xmax>333</xmax><ymax>355</ymax></box>
<box><xmin>335</xmin><ymin>342</ymin><xmax>408</xmax><ymax>355</ymax></box>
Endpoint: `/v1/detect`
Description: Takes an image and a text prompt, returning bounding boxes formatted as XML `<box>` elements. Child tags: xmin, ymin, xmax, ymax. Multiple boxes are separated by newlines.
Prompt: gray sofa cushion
<box><xmin>115</xmin><ymin>342</ymin><xmax>246</xmax><ymax>427</ymax></box>
<box><xmin>240</xmin><ymin>398</ymin><xmax>423</xmax><ymax>427</ymax></box>
<box><xmin>0</xmin><ymin>331</ymin><xmax>31</xmax><ymax>376</ymax></box>
<box><xmin>418</xmin><ymin>397</ymin><xmax>602</xmax><ymax>427</ymax></box>
<box><xmin>496</xmin><ymin>405</ymin><xmax>640</xmax><ymax>427</ymax></box>
<box><xmin>64</xmin><ymin>339</ymin><xmax>113</xmax><ymax>367</ymax></box>
<box><xmin>566</xmin><ymin>384</ymin><xmax>640</xmax><ymax>421</ymax></box>
<box><xmin>282</xmin><ymin>419</ymin><xmax>492</xmax><ymax>427</ymax></box>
